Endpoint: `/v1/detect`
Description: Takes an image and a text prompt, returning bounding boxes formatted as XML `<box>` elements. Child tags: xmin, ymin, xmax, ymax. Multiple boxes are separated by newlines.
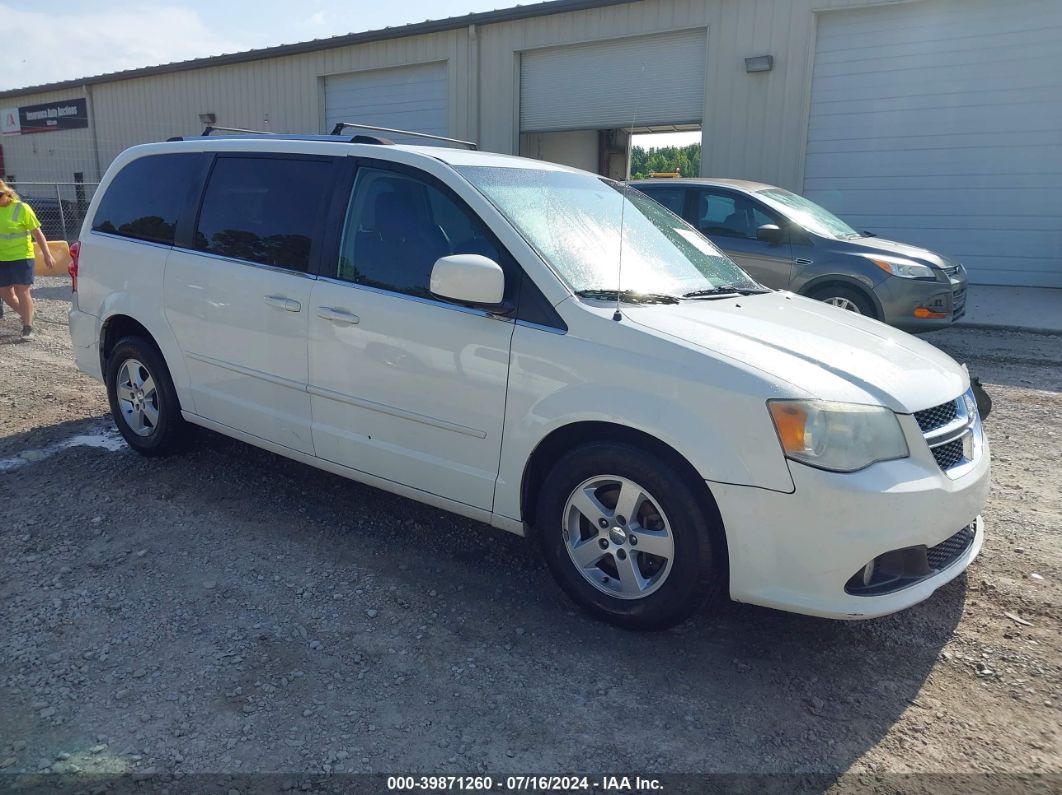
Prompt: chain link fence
<box><xmin>8</xmin><ymin>182</ymin><xmax>100</xmax><ymax>243</ymax></box>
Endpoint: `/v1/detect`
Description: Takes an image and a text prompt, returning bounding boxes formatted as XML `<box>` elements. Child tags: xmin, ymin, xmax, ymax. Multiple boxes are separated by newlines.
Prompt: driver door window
<box><xmin>697</xmin><ymin>193</ymin><xmax>745</xmax><ymax>238</ymax></box>
<box><xmin>696</xmin><ymin>191</ymin><xmax>784</xmax><ymax>240</ymax></box>
<box><xmin>694</xmin><ymin>189</ymin><xmax>793</xmax><ymax>288</ymax></box>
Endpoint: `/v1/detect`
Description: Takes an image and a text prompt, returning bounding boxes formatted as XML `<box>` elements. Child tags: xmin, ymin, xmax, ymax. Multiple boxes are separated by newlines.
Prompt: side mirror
<box><xmin>430</xmin><ymin>254</ymin><xmax>506</xmax><ymax>308</ymax></box>
<box><xmin>756</xmin><ymin>224</ymin><xmax>784</xmax><ymax>244</ymax></box>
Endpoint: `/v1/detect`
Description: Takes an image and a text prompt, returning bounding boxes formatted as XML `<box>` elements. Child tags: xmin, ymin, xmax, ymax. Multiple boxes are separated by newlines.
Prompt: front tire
<box><xmin>807</xmin><ymin>284</ymin><xmax>876</xmax><ymax>318</ymax></box>
<box><xmin>105</xmin><ymin>336</ymin><xmax>186</xmax><ymax>456</ymax></box>
<box><xmin>535</xmin><ymin>441</ymin><xmax>725</xmax><ymax>630</ymax></box>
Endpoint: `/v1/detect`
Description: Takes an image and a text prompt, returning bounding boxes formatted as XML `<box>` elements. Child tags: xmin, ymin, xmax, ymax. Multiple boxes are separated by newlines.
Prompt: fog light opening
<box><xmin>861</xmin><ymin>560</ymin><xmax>876</xmax><ymax>587</ymax></box>
<box><xmin>913</xmin><ymin>307</ymin><xmax>948</xmax><ymax>319</ymax></box>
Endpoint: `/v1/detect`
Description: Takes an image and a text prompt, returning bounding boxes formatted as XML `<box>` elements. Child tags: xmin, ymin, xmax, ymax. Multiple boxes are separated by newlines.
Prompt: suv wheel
<box><xmin>106</xmin><ymin>336</ymin><xmax>186</xmax><ymax>456</ymax></box>
<box><xmin>536</xmin><ymin>441</ymin><xmax>724</xmax><ymax>630</ymax></box>
<box><xmin>808</xmin><ymin>285</ymin><xmax>876</xmax><ymax>318</ymax></box>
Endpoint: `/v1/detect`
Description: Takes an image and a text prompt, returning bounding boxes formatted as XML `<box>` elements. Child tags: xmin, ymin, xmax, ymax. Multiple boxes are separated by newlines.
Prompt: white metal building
<box><xmin>1</xmin><ymin>0</ymin><xmax>1059</xmax><ymax>287</ymax></box>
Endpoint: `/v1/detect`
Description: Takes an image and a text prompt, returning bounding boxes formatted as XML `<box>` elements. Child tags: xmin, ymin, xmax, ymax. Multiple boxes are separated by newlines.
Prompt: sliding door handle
<box><xmin>316</xmin><ymin>306</ymin><xmax>360</xmax><ymax>326</ymax></box>
<box><xmin>265</xmin><ymin>295</ymin><xmax>302</xmax><ymax>312</ymax></box>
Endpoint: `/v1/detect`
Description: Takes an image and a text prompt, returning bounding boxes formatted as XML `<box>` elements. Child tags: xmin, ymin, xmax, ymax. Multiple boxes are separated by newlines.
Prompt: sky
<box><xmin>0</xmin><ymin>0</ymin><xmax>508</xmax><ymax>91</ymax></box>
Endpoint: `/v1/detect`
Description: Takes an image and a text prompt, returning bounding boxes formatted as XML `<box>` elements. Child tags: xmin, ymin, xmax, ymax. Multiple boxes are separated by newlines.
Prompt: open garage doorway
<box><xmin>518</xmin><ymin>29</ymin><xmax>707</xmax><ymax>178</ymax></box>
<box><xmin>520</xmin><ymin>124</ymin><xmax>702</xmax><ymax>180</ymax></box>
<box><xmin>629</xmin><ymin>125</ymin><xmax>702</xmax><ymax>179</ymax></box>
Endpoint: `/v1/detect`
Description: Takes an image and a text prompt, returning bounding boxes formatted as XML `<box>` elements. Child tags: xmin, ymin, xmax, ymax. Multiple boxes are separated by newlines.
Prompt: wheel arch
<box><xmin>798</xmin><ymin>275</ymin><xmax>883</xmax><ymax>319</ymax></box>
<box><xmin>520</xmin><ymin>421</ymin><xmax>728</xmax><ymax>562</ymax></box>
<box><xmin>97</xmin><ymin>310</ymin><xmax>194</xmax><ymax>414</ymax></box>
<box><xmin>99</xmin><ymin>314</ymin><xmax>156</xmax><ymax>370</ymax></box>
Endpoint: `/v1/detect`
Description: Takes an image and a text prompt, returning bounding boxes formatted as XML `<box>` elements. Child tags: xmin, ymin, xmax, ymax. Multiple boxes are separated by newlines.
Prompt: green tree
<box><xmin>629</xmin><ymin>143</ymin><xmax>701</xmax><ymax>180</ymax></box>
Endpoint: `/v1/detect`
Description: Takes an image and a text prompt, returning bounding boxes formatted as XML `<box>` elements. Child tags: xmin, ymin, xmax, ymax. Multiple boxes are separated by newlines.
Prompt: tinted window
<box><xmin>699</xmin><ymin>193</ymin><xmax>738</xmax><ymax>232</ymax></box>
<box><xmin>93</xmin><ymin>154</ymin><xmax>200</xmax><ymax>244</ymax></box>
<box><xmin>337</xmin><ymin>167</ymin><xmax>503</xmax><ymax>297</ymax></box>
<box><xmin>194</xmin><ymin>156</ymin><xmax>333</xmax><ymax>271</ymax></box>
<box><xmin>639</xmin><ymin>187</ymin><xmax>686</xmax><ymax>216</ymax></box>
<box><xmin>696</xmin><ymin>191</ymin><xmax>783</xmax><ymax>240</ymax></box>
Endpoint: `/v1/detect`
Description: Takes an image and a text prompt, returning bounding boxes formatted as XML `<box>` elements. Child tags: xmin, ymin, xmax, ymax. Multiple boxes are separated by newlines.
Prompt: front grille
<box><xmin>915</xmin><ymin>400</ymin><xmax>958</xmax><ymax>433</ymax></box>
<box><xmin>931</xmin><ymin>438</ymin><xmax>964</xmax><ymax>470</ymax></box>
<box><xmin>927</xmin><ymin>524</ymin><xmax>976</xmax><ymax>570</ymax></box>
<box><xmin>915</xmin><ymin>393</ymin><xmax>980</xmax><ymax>476</ymax></box>
<box><xmin>952</xmin><ymin>286</ymin><xmax>967</xmax><ymax>319</ymax></box>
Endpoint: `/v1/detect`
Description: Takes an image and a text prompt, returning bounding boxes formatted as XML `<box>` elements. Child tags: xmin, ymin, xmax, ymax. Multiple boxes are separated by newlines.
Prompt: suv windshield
<box><xmin>756</xmin><ymin>188</ymin><xmax>860</xmax><ymax>240</ymax></box>
<box><xmin>457</xmin><ymin>166</ymin><xmax>758</xmax><ymax>299</ymax></box>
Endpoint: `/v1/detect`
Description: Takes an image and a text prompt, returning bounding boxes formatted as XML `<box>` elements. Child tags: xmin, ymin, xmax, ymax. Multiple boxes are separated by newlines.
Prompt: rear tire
<box><xmin>807</xmin><ymin>284</ymin><xmax>876</xmax><ymax>318</ymax></box>
<box><xmin>105</xmin><ymin>336</ymin><xmax>187</xmax><ymax>456</ymax></box>
<box><xmin>535</xmin><ymin>441</ymin><xmax>725</xmax><ymax>630</ymax></box>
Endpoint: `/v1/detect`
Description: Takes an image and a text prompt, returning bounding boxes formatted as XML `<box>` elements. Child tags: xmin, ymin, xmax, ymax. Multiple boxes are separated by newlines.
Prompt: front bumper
<box><xmin>711</xmin><ymin>418</ymin><xmax>990</xmax><ymax>619</ymax></box>
<box><xmin>876</xmin><ymin>267</ymin><xmax>968</xmax><ymax>332</ymax></box>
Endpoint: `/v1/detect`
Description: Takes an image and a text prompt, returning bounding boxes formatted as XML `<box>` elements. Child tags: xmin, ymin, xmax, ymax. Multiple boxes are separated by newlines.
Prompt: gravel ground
<box><xmin>1</xmin><ymin>277</ymin><xmax>1059</xmax><ymax>790</ymax></box>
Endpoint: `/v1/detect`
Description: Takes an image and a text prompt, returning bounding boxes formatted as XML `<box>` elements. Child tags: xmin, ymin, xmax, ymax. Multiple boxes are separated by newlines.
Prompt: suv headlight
<box><xmin>768</xmin><ymin>400</ymin><xmax>909</xmax><ymax>472</ymax></box>
<box><xmin>863</xmin><ymin>255</ymin><xmax>937</xmax><ymax>280</ymax></box>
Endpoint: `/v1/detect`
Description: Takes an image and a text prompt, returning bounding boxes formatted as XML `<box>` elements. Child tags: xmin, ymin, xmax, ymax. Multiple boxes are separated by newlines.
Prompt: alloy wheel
<box><xmin>115</xmin><ymin>358</ymin><xmax>159</xmax><ymax>437</ymax></box>
<box><xmin>824</xmin><ymin>296</ymin><xmax>862</xmax><ymax>313</ymax></box>
<box><xmin>562</xmin><ymin>475</ymin><xmax>675</xmax><ymax>599</ymax></box>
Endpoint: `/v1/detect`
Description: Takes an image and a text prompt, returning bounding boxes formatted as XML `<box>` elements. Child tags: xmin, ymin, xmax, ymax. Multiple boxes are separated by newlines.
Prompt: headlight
<box><xmin>864</xmin><ymin>255</ymin><xmax>937</xmax><ymax>280</ymax></box>
<box><xmin>768</xmin><ymin>400</ymin><xmax>909</xmax><ymax>472</ymax></box>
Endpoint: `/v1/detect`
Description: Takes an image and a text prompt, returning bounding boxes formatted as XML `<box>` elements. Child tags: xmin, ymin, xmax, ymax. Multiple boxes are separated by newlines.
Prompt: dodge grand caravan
<box><xmin>68</xmin><ymin>131</ymin><xmax>990</xmax><ymax>629</ymax></box>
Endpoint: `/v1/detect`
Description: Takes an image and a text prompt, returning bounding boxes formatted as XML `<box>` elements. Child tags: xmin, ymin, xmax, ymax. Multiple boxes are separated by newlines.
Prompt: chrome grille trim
<box><xmin>916</xmin><ymin>390</ymin><xmax>982</xmax><ymax>479</ymax></box>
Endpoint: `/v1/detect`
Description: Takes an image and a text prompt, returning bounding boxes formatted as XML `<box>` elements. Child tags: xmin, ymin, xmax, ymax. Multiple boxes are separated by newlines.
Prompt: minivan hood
<box><xmin>625</xmin><ymin>292</ymin><xmax>967</xmax><ymax>412</ymax></box>
<box><xmin>845</xmin><ymin>235</ymin><xmax>953</xmax><ymax>269</ymax></box>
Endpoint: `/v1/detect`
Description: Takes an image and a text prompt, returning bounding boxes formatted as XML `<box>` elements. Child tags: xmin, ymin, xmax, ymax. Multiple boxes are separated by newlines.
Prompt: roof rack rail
<box><xmin>348</xmin><ymin>134</ymin><xmax>395</xmax><ymax>145</ymax></box>
<box><xmin>330</xmin><ymin>122</ymin><xmax>477</xmax><ymax>150</ymax></box>
<box><xmin>201</xmin><ymin>125</ymin><xmax>275</xmax><ymax>136</ymax></box>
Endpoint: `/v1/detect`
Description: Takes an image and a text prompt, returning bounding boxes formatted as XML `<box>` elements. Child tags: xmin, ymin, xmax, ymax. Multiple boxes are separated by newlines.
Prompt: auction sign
<box><xmin>16</xmin><ymin>98</ymin><xmax>88</xmax><ymax>133</ymax></box>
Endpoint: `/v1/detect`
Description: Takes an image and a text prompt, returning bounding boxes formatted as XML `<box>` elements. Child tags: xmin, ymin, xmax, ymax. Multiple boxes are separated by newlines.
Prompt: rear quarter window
<box><xmin>93</xmin><ymin>153</ymin><xmax>201</xmax><ymax>245</ymax></box>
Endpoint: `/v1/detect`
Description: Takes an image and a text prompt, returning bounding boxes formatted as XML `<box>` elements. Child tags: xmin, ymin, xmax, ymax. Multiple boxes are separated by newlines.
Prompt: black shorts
<box><xmin>0</xmin><ymin>258</ymin><xmax>34</xmax><ymax>288</ymax></box>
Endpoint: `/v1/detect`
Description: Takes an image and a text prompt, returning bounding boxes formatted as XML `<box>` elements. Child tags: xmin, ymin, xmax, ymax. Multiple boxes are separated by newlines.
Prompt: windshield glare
<box><xmin>757</xmin><ymin>188</ymin><xmax>859</xmax><ymax>240</ymax></box>
<box><xmin>456</xmin><ymin>166</ymin><xmax>758</xmax><ymax>298</ymax></box>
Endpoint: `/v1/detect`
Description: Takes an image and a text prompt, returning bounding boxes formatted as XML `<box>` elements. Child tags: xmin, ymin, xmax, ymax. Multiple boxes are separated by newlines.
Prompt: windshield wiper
<box><xmin>575</xmin><ymin>289</ymin><xmax>680</xmax><ymax>305</ymax></box>
<box><xmin>682</xmin><ymin>286</ymin><xmax>771</xmax><ymax>298</ymax></box>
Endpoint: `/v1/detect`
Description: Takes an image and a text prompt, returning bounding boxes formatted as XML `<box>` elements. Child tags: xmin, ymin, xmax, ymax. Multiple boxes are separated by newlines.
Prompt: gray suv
<box><xmin>632</xmin><ymin>178</ymin><xmax>968</xmax><ymax>332</ymax></box>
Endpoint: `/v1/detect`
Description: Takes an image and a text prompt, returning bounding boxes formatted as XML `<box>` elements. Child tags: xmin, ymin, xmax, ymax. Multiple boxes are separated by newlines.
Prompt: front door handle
<box><xmin>265</xmin><ymin>295</ymin><xmax>302</xmax><ymax>312</ymax></box>
<box><xmin>317</xmin><ymin>306</ymin><xmax>360</xmax><ymax>326</ymax></box>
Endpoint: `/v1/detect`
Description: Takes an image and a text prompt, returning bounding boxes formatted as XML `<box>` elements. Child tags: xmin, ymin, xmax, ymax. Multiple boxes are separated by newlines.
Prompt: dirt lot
<box><xmin>1</xmin><ymin>277</ymin><xmax>1059</xmax><ymax>791</ymax></box>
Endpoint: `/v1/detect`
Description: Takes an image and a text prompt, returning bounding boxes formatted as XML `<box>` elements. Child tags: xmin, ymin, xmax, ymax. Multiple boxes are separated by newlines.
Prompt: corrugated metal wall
<box><xmin>1</xmin><ymin>0</ymin><xmax>917</xmax><ymax>190</ymax></box>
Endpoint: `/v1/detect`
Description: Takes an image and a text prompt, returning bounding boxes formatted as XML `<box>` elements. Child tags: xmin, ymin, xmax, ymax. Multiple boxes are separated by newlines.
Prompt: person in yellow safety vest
<box><xmin>0</xmin><ymin>179</ymin><xmax>55</xmax><ymax>340</ymax></box>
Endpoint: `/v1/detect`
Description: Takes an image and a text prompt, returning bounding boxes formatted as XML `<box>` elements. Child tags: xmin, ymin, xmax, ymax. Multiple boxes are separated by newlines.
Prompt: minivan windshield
<box><xmin>457</xmin><ymin>166</ymin><xmax>759</xmax><ymax>300</ymax></box>
<box><xmin>756</xmin><ymin>188</ymin><xmax>860</xmax><ymax>240</ymax></box>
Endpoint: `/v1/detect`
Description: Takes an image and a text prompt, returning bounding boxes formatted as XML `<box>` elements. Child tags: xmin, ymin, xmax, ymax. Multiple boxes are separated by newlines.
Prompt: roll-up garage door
<box><xmin>520</xmin><ymin>29</ymin><xmax>707</xmax><ymax>133</ymax></box>
<box><xmin>804</xmin><ymin>0</ymin><xmax>1062</xmax><ymax>287</ymax></box>
<box><xmin>325</xmin><ymin>62</ymin><xmax>448</xmax><ymax>142</ymax></box>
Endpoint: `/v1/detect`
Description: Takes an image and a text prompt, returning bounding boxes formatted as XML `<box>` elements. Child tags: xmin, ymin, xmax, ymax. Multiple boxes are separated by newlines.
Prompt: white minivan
<box><xmin>68</xmin><ymin>131</ymin><xmax>990</xmax><ymax>629</ymax></box>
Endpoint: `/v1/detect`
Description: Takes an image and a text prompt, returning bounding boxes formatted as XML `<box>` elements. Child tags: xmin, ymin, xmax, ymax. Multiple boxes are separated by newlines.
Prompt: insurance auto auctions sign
<box><xmin>15</xmin><ymin>98</ymin><xmax>89</xmax><ymax>134</ymax></box>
